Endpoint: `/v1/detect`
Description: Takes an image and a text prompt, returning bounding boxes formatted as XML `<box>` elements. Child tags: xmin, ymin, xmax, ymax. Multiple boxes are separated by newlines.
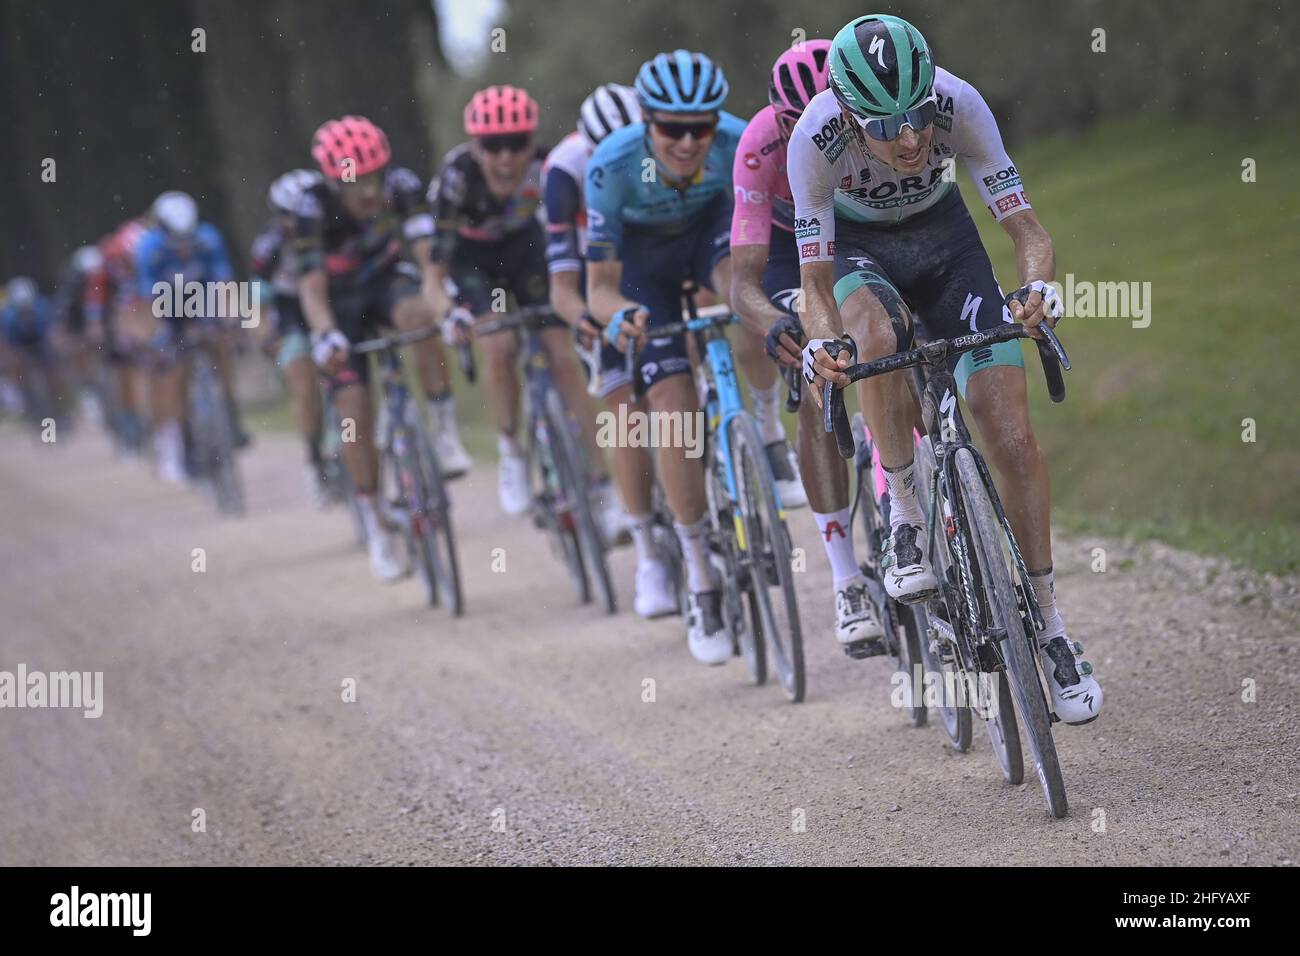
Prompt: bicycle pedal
<box><xmin>842</xmin><ymin>636</ymin><xmax>888</xmax><ymax>660</ymax></box>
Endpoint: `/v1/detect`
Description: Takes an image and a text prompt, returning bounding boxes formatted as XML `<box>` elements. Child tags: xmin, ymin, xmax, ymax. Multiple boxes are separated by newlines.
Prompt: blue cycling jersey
<box><xmin>584</xmin><ymin>111</ymin><xmax>746</xmax><ymax>261</ymax></box>
<box><xmin>134</xmin><ymin>222</ymin><xmax>234</xmax><ymax>300</ymax></box>
<box><xmin>1</xmin><ymin>295</ymin><xmax>54</xmax><ymax>347</ymax></box>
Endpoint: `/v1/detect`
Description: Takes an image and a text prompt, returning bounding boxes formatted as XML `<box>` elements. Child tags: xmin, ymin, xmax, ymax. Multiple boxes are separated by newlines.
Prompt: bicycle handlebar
<box><xmin>821</xmin><ymin>321</ymin><xmax>1071</xmax><ymax>460</ymax></box>
<box><xmin>453</xmin><ymin>305</ymin><xmax>560</xmax><ymax>384</ymax></box>
<box><xmin>350</xmin><ymin>324</ymin><xmax>442</xmax><ymax>356</ymax></box>
<box><xmin>624</xmin><ymin>304</ymin><xmax>736</xmax><ymax>401</ymax></box>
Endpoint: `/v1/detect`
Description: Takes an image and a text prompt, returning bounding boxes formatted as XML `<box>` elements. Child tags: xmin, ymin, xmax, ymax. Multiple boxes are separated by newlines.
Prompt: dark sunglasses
<box><xmin>652</xmin><ymin>119</ymin><xmax>717</xmax><ymax>141</ymax></box>
<box><xmin>478</xmin><ymin>133</ymin><xmax>531</xmax><ymax>154</ymax></box>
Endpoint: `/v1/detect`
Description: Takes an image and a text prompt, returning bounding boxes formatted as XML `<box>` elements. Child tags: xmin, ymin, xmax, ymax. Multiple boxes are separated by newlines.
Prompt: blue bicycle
<box><xmin>627</xmin><ymin>285</ymin><xmax>805</xmax><ymax>701</ymax></box>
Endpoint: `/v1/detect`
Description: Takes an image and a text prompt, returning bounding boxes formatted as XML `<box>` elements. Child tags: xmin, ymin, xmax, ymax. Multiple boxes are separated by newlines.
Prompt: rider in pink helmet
<box><xmin>311</xmin><ymin>116</ymin><xmax>392</xmax><ymax>180</ymax></box>
<box><xmin>768</xmin><ymin>40</ymin><xmax>832</xmax><ymax>138</ymax></box>
<box><xmin>734</xmin><ymin>39</ymin><xmax>892</xmax><ymax>647</ymax></box>
<box><xmin>463</xmin><ymin>85</ymin><xmax>540</xmax><ymax>136</ymax></box>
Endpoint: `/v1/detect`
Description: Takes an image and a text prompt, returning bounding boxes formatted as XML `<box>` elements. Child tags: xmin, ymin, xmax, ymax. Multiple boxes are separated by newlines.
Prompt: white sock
<box><xmin>156</xmin><ymin>419</ymin><xmax>182</xmax><ymax>460</ymax></box>
<box><xmin>884</xmin><ymin>459</ymin><xmax>924</xmax><ymax>527</ymax></box>
<box><xmin>814</xmin><ymin>507</ymin><xmax>862</xmax><ymax>589</ymax></box>
<box><xmin>675</xmin><ymin>517</ymin><xmax>716</xmax><ymax>593</ymax></box>
<box><xmin>428</xmin><ymin>393</ymin><xmax>453</xmax><ymax>430</ymax></box>
<box><xmin>628</xmin><ymin>513</ymin><xmax>656</xmax><ymax>564</ymax></box>
<box><xmin>1029</xmin><ymin>566</ymin><xmax>1065</xmax><ymax>638</ymax></box>
<box><xmin>498</xmin><ymin>432</ymin><xmax>521</xmax><ymax>459</ymax></box>
<box><xmin>356</xmin><ymin>492</ymin><xmax>382</xmax><ymax>538</ymax></box>
<box><xmin>749</xmin><ymin>381</ymin><xmax>785</xmax><ymax>445</ymax></box>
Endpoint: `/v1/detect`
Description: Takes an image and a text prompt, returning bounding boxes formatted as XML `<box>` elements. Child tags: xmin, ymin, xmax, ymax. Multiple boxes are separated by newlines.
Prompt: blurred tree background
<box><xmin>2</xmin><ymin>0</ymin><xmax>1295</xmax><ymax>284</ymax></box>
<box><xmin>2</xmin><ymin>0</ymin><xmax>1297</xmax><ymax>569</ymax></box>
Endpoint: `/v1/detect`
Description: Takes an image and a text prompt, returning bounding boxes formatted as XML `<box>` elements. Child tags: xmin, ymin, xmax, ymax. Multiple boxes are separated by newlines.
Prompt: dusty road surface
<box><xmin>1</xmin><ymin>424</ymin><xmax>1297</xmax><ymax>866</ymax></box>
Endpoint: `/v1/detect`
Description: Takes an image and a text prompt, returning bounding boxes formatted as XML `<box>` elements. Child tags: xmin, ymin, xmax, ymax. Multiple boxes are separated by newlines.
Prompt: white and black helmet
<box><xmin>152</xmin><ymin>190</ymin><xmax>199</xmax><ymax>238</ymax></box>
<box><xmin>73</xmin><ymin>244</ymin><xmax>103</xmax><ymax>275</ymax></box>
<box><xmin>578</xmin><ymin>84</ymin><xmax>641</xmax><ymax>149</ymax></box>
<box><xmin>267</xmin><ymin>168</ymin><xmax>319</xmax><ymax>214</ymax></box>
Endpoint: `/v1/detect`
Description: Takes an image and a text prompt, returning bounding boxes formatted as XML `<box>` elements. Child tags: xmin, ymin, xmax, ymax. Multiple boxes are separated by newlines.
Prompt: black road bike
<box><xmin>823</xmin><ymin>313</ymin><xmax>1074</xmax><ymax>817</ymax></box>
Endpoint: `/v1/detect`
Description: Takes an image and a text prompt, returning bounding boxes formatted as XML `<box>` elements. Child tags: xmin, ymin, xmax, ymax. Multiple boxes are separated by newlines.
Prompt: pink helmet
<box><xmin>464</xmin><ymin>85</ymin><xmax>539</xmax><ymax>136</ymax></box>
<box><xmin>311</xmin><ymin>116</ymin><xmax>392</xmax><ymax>180</ymax></box>
<box><xmin>768</xmin><ymin>40</ymin><xmax>832</xmax><ymax>121</ymax></box>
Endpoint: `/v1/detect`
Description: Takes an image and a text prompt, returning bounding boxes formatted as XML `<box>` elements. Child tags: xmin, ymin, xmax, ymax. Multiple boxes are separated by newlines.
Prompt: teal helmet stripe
<box><xmin>884</xmin><ymin>17</ymin><xmax>913</xmax><ymax>112</ymax></box>
<box><xmin>830</xmin><ymin>13</ymin><xmax>934</xmax><ymax>116</ymax></box>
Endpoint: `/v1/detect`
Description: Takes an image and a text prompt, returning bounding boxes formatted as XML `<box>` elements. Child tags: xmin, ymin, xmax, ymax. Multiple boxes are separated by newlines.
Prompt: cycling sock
<box><xmin>814</xmin><ymin>507</ymin><xmax>862</xmax><ymax>589</ymax></box>
<box><xmin>498</xmin><ymin>432</ymin><xmax>522</xmax><ymax>459</ymax></box>
<box><xmin>156</xmin><ymin>419</ymin><xmax>183</xmax><ymax>460</ymax></box>
<box><xmin>1028</xmin><ymin>566</ymin><xmax>1065</xmax><ymax>638</ymax></box>
<box><xmin>749</xmin><ymin>381</ymin><xmax>785</xmax><ymax>445</ymax></box>
<box><xmin>628</xmin><ymin>513</ymin><xmax>655</xmax><ymax>564</ymax></box>
<box><xmin>883</xmin><ymin>459</ymin><xmax>924</xmax><ymax>527</ymax></box>
<box><xmin>356</xmin><ymin>492</ymin><xmax>383</xmax><ymax>537</ymax></box>
<box><xmin>427</xmin><ymin>391</ymin><xmax>453</xmax><ymax>428</ymax></box>
<box><xmin>675</xmin><ymin>517</ymin><xmax>716</xmax><ymax>593</ymax></box>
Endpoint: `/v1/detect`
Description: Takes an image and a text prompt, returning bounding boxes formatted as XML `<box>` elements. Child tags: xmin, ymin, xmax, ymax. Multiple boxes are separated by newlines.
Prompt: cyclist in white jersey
<box><xmin>793</xmin><ymin>14</ymin><xmax>1103</xmax><ymax>725</ymax></box>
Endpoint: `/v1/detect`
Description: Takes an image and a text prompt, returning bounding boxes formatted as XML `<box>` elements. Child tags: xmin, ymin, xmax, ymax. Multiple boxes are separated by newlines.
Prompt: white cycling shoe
<box><xmin>1039</xmin><ymin>634</ymin><xmax>1104</xmax><ymax>725</ymax></box>
<box><xmin>305</xmin><ymin>463</ymin><xmax>329</xmax><ymax>509</ymax></box>
<box><xmin>634</xmin><ymin>558</ymin><xmax>679</xmax><ymax>618</ymax></box>
<box><xmin>835</xmin><ymin>577</ymin><xmax>885</xmax><ymax>644</ymax></box>
<box><xmin>764</xmin><ymin>441</ymin><xmax>808</xmax><ymax>509</ymax></box>
<box><xmin>592</xmin><ymin>480</ymin><xmax>632</xmax><ymax>547</ymax></box>
<box><xmin>498</xmin><ymin>451</ymin><xmax>532</xmax><ymax>516</ymax></box>
<box><xmin>367</xmin><ymin>526</ymin><xmax>409</xmax><ymax>584</ymax></box>
<box><xmin>687</xmin><ymin>590</ymin><xmax>731</xmax><ymax>665</ymax></box>
<box><xmin>882</xmin><ymin>522</ymin><xmax>940</xmax><ymax>604</ymax></box>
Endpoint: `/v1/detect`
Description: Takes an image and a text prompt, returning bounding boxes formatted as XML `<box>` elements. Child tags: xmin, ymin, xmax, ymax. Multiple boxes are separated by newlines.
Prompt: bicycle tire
<box><xmin>730</xmin><ymin>412</ymin><xmax>804</xmax><ymax>702</ymax></box>
<box><xmin>391</xmin><ymin>420</ymin><xmax>439</xmax><ymax>607</ymax></box>
<box><xmin>913</xmin><ymin>438</ymin><xmax>972</xmax><ymax>750</ymax></box>
<box><xmin>410</xmin><ymin>409</ymin><xmax>464</xmax><ymax>617</ymax></box>
<box><xmin>545</xmin><ymin>390</ymin><xmax>615</xmax><ymax>615</ymax></box>
<box><xmin>533</xmin><ymin>415</ymin><xmax>590</xmax><ymax>605</ymax></box>
<box><xmin>192</xmin><ymin>365</ymin><xmax>245</xmax><ymax>516</ymax></box>
<box><xmin>955</xmin><ymin>447</ymin><xmax>1067</xmax><ymax>817</ymax></box>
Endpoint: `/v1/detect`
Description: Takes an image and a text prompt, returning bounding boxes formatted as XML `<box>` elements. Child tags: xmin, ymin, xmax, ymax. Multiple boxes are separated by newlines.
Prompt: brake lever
<box><xmin>458</xmin><ymin>343</ymin><xmax>476</xmax><ymax>385</ymax></box>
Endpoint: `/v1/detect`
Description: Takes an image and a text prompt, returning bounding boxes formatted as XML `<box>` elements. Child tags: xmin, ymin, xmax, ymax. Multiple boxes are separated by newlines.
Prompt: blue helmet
<box><xmin>635</xmin><ymin>50</ymin><xmax>729</xmax><ymax>113</ymax></box>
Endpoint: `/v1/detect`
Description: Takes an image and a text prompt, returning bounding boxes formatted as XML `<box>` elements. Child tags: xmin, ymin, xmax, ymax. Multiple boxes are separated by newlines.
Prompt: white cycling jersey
<box><xmin>787</xmin><ymin>67</ymin><xmax>1030</xmax><ymax>264</ymax></box>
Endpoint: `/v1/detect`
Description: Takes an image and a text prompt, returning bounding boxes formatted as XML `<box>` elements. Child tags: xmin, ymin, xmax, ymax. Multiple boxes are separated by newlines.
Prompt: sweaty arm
<box><xmin>583</xmin><ymin>155</ymin><xmax>643</xmax><ymax>333</ymax></box>
<box><xmin>729</xmin><ymin>123</ymin><xmax>788</xmax><ymax>340</ymax></box>
<box><xmin>420</xmin><ymin>164</ymin><xmax>465</xmax><ymax>319</ymax></box>
<box><xmin>786</xmin><ymin>124</ymin><xmax>855</xmax><ymax>396</ymax></box>
<box><xmin>543</xmin><ymin>164</ymin><xmax>588</xmax><ymax>327</ymax></box>
<box><xmin>292</xmin><ymin>196</ymin><xmax>336</xmax><ymax>334</ymax></box>
<box><xmin>954</xmin><ymin>79</ymin><xmax>1056</xmax><ymax>328</ymax></box>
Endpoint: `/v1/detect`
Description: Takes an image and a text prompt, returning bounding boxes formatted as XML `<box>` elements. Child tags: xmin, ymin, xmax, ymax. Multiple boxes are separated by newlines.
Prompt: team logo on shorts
<box><xmin>800</xmin><ymin>241</ymin><xmax>820</xmax><ymax>258</ymax></box>
<box><xmin>840</xmin><ymin>175</ymin><xmax>852</xmax><ymax>189</ymax></box>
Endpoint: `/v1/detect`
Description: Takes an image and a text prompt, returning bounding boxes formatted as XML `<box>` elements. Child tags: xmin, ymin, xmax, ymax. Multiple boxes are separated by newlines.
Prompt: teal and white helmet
<box><xmin>635</xmin><ymin>50</ymin><xmax>729</xmax><ymax>113</ymax></box>
<box><xmin>829</xmin><ymin>14</ymin><xmax>934</xmax><ymax>119</ymax></box>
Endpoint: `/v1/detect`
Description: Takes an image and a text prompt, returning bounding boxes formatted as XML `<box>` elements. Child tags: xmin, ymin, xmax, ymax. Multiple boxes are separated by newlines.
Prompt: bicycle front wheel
<box><xmin>411</xmin><ymin>414</ymin><xmax>463</xmax><ymax>617</ymax></box>
<box><xmin>914</xmin><ymin>438</ymin><xmax>971</xmax><ymax>750</ymax></box>
<box><xmin>545</xmin><ymin>391</ymin><xmax>615</xmax><ymax>615</ymax></box>
<box><xmin>955</xmin><ymin>447</ymin><xmax>1065</xmax><ymax>817</ymax></box>
<box><xmin>730</xmin><ymin>412</ymin><xmax>804</xmax><ymax>702</ymax></box>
